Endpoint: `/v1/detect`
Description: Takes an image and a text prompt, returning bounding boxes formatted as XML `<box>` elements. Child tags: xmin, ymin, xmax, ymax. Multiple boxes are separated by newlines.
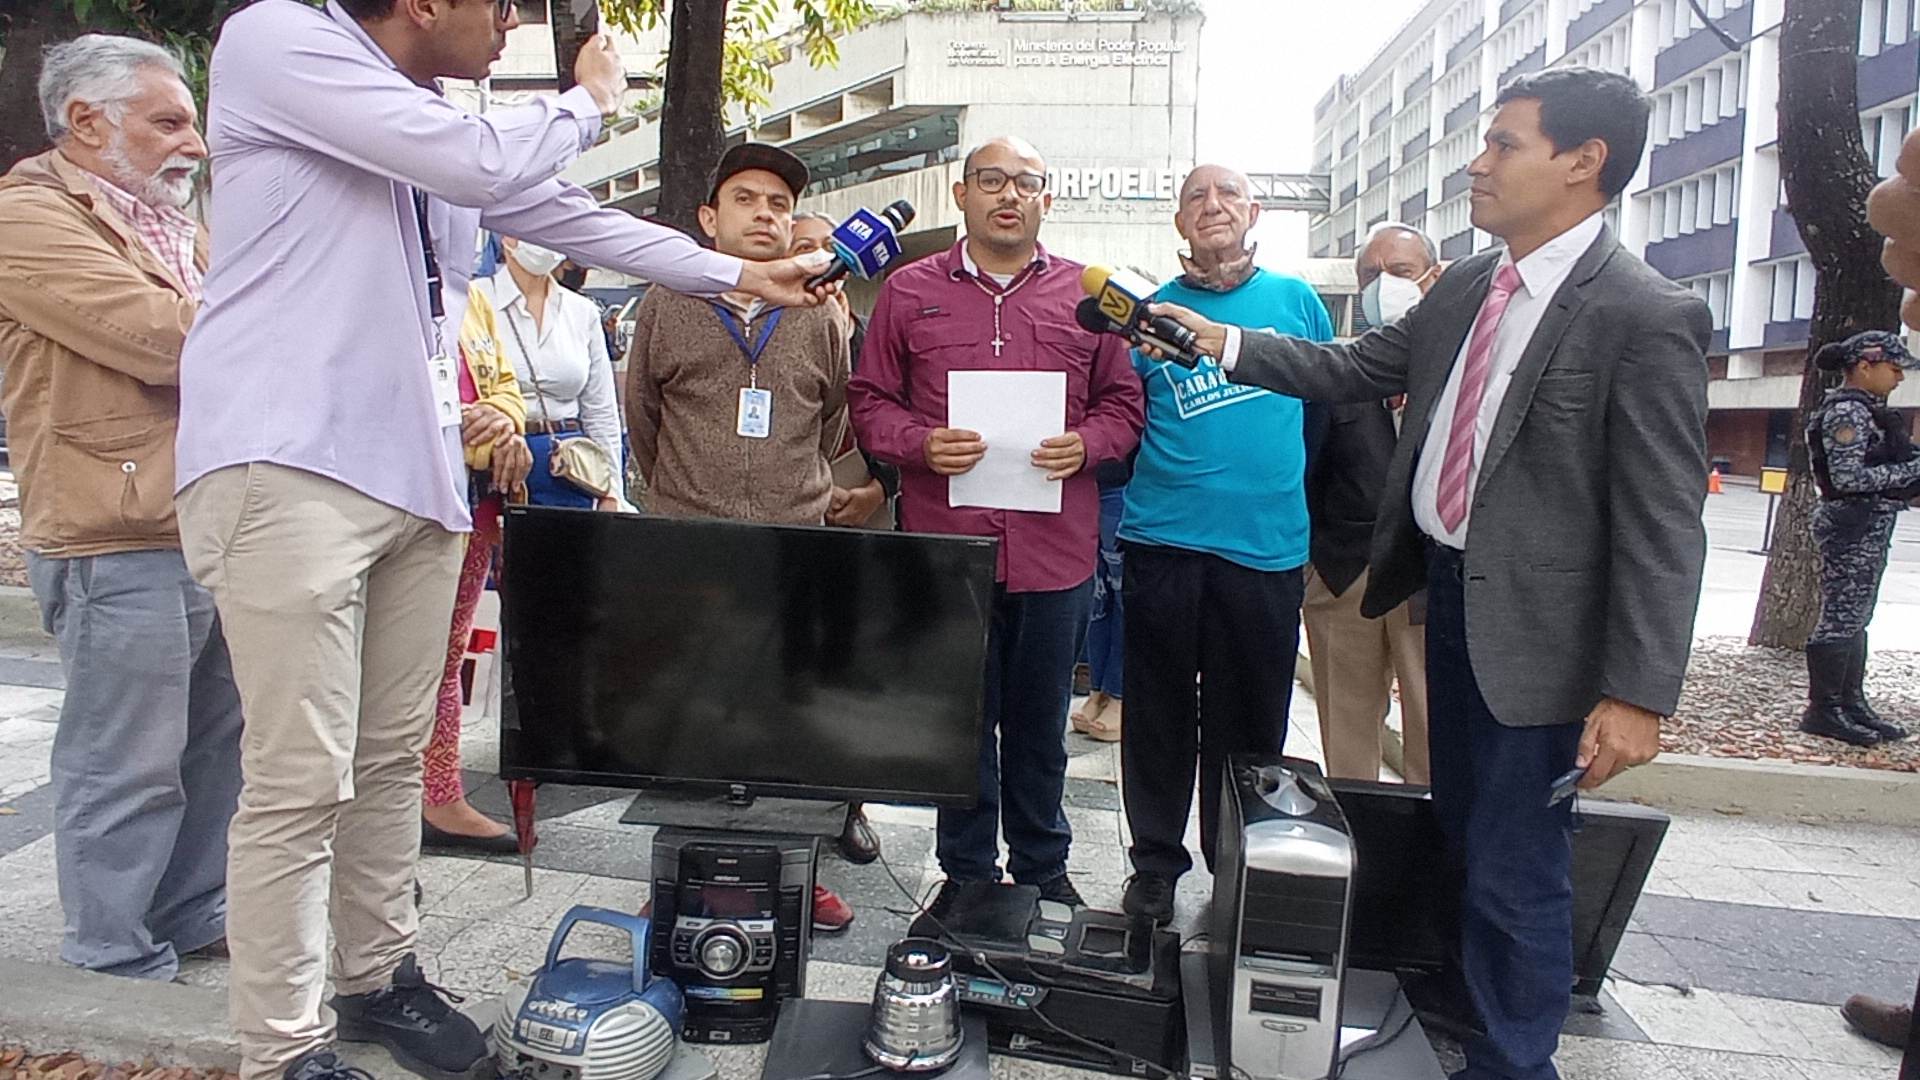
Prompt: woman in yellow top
<box><xmin>422</xmin><ymin>285</ymin><xmax>533</xmax><ymax>852</ymax></box>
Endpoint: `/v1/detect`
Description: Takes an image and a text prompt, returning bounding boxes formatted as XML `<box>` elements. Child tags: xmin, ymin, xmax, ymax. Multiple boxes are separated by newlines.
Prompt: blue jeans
<box><xmin>1086</xmin><ymin>486</ymin><xmax>1126</xmax><ymax>698</ymax></box>
<box><xmin>525</xmin><ymin>432</ymin><xmax>597</xmax><ymax>509</ymax></box>
<box><xmin>936</xmin><ymin>579</ymin><xmax>1093</xmax><ymax>884</ymax></box>
<box><xmin>1426</xmin><ymin>543</ymin><xmax>1581</xmax><ymax>1080</ymax></box>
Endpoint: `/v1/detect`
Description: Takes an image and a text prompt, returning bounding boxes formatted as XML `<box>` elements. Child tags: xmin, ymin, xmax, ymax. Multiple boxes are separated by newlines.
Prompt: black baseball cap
<box><xmin>707</xmin><ymin>142</ymin><xmax>809</xmax><ymax>204</ymax></box>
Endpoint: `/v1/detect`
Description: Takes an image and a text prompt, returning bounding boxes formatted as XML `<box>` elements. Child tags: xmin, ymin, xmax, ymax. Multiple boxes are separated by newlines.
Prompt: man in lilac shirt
<box><xmin>172</xmin><ymin>4</ymin><xmax>830</xmax><ymax>1079</ymax></box>
<box><xmin>850</xmin><ymin>136</ymin><xmax>1144</xmax><ymax>912</ymax></box>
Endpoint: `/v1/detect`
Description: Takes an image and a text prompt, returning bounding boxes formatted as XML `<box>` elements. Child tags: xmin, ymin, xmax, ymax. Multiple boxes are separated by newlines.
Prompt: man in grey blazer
<box><xmin>1147</xmin><ymin>69</ymin><xmax>1710</xmax><ymax>1080</ymax></box>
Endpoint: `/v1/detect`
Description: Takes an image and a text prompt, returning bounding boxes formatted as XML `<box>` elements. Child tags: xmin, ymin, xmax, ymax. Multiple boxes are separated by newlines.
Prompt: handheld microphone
<box><xmin>1078</xmin><ymin>265</ymin><xmax>1207</xmax><ymax>367</ymax></box>
<box><xmin>806</xmin><ymin>200</ymin><xmax>916</xmax><ymax>288</ymax></box>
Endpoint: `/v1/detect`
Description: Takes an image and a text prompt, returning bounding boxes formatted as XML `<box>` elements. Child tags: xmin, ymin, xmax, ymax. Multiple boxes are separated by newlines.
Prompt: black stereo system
<box><xmin>648</xmin><ymin>828</ymin><xmax>815</xmax><ymax>1044</ymax></box>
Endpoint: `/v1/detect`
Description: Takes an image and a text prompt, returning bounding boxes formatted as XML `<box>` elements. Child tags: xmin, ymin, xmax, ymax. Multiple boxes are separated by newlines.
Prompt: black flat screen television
<box><xmin>498</xmin><ymin>506</ymin><xmax>998</xmax><ymax>806</ymax></box>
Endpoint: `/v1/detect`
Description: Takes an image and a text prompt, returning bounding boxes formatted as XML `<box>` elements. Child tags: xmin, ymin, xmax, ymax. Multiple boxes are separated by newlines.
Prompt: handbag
<box><xmin>502</xmin><ymin>299</ymin><xmax>621</xmax><ymax>502</ymax></box>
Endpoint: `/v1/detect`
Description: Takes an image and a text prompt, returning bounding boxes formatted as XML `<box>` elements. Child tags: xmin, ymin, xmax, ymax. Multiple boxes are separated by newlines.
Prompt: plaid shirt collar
<box><xmin>82</xmin><ymin>170</ymin><xmax>202</xmax><ymax>302</ymax></box>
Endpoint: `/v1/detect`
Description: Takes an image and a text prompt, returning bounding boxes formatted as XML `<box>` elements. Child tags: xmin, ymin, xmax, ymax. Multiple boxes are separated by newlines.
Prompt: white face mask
<box><xmin>1361</xmin><ymin>271</ymin><xmax>1426</xmax><ymax>328</ymax></box>
<box><xmin>510</xmin><ymin>242</ymin><xmax>566</xmax><ymax>277</ymax></box>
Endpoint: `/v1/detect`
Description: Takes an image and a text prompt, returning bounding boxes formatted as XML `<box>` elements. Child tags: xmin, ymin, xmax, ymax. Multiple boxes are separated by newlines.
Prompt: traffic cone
<box><xmin>1708</xmin><ymin>466</ymin><xmax>1724</xmax><ymax>495</ymax></box>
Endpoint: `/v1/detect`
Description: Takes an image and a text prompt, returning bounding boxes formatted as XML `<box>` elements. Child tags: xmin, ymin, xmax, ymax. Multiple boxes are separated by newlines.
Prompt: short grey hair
<box><xmin>792</xmin><ymin>211</ymin><xmax>836</xmax><ymax>226</ymax></box>
<box><xmin>38</xmin><ymin>34</ymin><xmax>187</xmax><ymax>141</ymax></box>
<box><xmin>1357</xmin><ymin>221</ymin><xmax>1439</xmax><ymax>273</ymax></box>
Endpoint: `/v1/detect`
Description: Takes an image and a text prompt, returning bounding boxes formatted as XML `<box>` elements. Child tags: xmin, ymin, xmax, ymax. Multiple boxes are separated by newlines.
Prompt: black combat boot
<box><xmin>1842</xmin><ymin>632</ymin><xmax>1909</xmax><ymax>741</ymax></box>
<box><xmin>1800</xmin><ymin>641</ymin><xmax>1882</xmax><ymax>746</ymax></box>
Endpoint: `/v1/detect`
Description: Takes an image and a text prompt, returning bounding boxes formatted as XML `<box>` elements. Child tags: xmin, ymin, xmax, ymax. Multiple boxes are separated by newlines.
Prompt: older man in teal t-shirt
<box><xmin>1118</xmin><ymin>164</ymin><xmax>1332</xmax><ymax>928</ymax></box>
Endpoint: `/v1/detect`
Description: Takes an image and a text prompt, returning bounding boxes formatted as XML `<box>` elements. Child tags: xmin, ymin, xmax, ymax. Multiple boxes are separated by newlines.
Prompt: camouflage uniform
<box><xmin>1799</xmin><ymin>330</ymin><xmax>1919</xmax><ymax>746</ymax></box>
<box><xmin>1807</xmin><ymin>388</ymin><xmax>1920</xmax><ymax>644</ymax></box>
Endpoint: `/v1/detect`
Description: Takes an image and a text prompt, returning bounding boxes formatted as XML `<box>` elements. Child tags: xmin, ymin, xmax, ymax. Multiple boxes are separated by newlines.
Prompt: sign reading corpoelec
<box><xmin>1047</xmin><ymin>166</ymin><xmax>1185</xmax><ymax>203</ymax></box>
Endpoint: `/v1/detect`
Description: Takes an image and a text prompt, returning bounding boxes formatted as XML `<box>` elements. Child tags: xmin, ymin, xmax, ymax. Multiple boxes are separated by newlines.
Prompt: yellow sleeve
<box><xmin>466</xmin><ymin>287</ymin><xmax>526</xmax><ymax>430</ymax></box>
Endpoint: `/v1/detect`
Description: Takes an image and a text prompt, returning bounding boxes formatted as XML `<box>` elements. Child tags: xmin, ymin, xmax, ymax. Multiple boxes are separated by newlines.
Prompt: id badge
<box><xmin>429</xmin><ymin>352</ymin><xmax>460</xmax><ymax>429</ymax></box>
<box><xmin>737</xmin><ymin>387</ymin><xmax>772</xmax><ymax>438</ymax></box>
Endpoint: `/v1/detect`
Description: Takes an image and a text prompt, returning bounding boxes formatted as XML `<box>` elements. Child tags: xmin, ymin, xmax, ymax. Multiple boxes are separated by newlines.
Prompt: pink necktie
<box><xmin>1436</xmin><ymin>263</ymin><xmax>1524</xmax><ymax>532</ymax></box>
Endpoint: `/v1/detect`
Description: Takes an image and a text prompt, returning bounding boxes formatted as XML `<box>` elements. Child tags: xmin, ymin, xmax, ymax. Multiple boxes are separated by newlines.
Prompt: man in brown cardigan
<box><xmin>624</xmin><ymin>142</ymin><xmax>863</xmax><ymax>933</ymax></box>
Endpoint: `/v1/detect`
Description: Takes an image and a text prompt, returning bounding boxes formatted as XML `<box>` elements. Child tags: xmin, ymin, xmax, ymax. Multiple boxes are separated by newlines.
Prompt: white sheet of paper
<box><xmin>947</xmin><ymin>369</ymin><xmax>1066</xmax><ymax>513</ymax></box>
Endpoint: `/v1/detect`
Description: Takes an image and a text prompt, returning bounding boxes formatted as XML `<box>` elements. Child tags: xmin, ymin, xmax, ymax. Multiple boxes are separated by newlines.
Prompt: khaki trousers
<box><xmin>1301</xmin><ymin>566</ymin><xmax>1430</xmax><ymax>785</ymax></box>
<box><xmin>176</xmin><ymin>464</ymin><xmax>462</xmax><ymax>1080</ymax></box>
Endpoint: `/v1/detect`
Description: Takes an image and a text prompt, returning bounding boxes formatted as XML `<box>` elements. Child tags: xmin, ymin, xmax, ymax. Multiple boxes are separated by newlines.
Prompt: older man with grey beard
<box><xmin>0</xmin><ymin>34</ymin><xmax>240</xmax><ymax>982</ymax></box>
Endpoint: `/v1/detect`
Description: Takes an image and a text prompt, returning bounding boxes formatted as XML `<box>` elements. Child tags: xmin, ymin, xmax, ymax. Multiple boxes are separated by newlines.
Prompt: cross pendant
<box><xmin>992</xmin><ymin>336</ymin><xmax>1005</xmax><ymax>357</ymax></box>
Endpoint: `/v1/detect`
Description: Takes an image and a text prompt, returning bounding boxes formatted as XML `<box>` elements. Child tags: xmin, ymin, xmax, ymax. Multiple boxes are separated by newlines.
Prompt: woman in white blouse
<box><xmin>478</xmin><ymin>236</ymin><xmax>622</xmax><ymax>509</ymax></box>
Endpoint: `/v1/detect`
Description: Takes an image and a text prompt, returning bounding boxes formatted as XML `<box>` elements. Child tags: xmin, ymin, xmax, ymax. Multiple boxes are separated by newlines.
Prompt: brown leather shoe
<box><xmin>1841</xmin><ymin>994</ymin><xmax>1911</xmax><ymax>1049</ymax></box>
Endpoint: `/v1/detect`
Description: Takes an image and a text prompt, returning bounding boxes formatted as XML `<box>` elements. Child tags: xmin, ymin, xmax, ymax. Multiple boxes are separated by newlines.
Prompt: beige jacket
<box><xmin>0</xmin><ymin>149</ymin><xmax>205</xmax><ymax>557</ymax></box>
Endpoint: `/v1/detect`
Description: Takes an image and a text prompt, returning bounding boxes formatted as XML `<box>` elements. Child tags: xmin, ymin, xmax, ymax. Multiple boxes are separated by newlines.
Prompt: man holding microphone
<box><xmin>1140</xmin><ymin>70</ymin><xmax>1710</xmax><ymax>1080</ymax></box>
<box><xmin>175</xmin><ymin>3</ymin><xmax>831</xmax><ymax>1079</ymax></box>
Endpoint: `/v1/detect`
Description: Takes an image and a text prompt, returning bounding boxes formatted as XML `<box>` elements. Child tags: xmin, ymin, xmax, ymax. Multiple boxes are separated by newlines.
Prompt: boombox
<box><xmin>1209</xmin><ymin>756</ymin><xmax>1356</xmax><ymax>1080</ymax></box>
<box><xmin>649</xmin><ymin>828</ymin><xmax>815</xmax><ymax>1044</ymax></box>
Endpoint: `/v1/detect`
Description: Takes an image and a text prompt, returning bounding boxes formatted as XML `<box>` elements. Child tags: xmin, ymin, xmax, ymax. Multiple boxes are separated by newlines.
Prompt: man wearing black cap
<box><xmin>624</xmin><ymin>142</ymin><xmax>861</xmax><ymax>932</ymax></box>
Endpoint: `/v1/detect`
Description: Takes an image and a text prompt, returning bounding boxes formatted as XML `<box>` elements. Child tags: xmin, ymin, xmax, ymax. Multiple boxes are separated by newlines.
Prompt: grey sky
<box><xmin>1195</xmin><ymin>0</ymin><xmax>1430</xmax><ymax>264</ymax></box>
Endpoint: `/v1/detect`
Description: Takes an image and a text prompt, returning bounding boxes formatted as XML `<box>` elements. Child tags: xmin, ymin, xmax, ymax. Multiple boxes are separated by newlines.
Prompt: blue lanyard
<box><xmin>711</xmin><ymin>303</ymin><xmax>783</xmax><ymax>386</ymax></box>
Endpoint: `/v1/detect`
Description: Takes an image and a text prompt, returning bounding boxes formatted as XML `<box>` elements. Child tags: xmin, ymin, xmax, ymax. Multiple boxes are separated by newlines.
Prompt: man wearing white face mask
<box><xmin>1301</xmin><ymin>221</ymin><xmax>1440</xmax><ymax>788</ymax></box>
<box><xmin>476</xmin><ymin>235</ymin><xmax>624</xmax><ymax>510</ymax></box>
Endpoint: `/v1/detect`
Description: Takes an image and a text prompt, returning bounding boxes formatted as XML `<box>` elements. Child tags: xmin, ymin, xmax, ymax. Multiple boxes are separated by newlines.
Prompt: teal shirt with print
<box><xmin>1118</xmin><ymin>268</ymin><xmax>1331</xmax><ymax>571</ymax></box>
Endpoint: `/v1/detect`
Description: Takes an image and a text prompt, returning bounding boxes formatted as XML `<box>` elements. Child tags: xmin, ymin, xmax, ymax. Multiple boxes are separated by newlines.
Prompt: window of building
<box><xmin>1338</xmin><ymin>111</ymin><xmax>1362</xmax><ymax>155</ymax></box>
<box><xmin>1646</xmin><ymin>162</ymin><xmax>1742</xmax><ymax>242</ymax></box>
<box><xmin>1335</xmin><ymin>204</ymin><xmax>1358</xmax><ymax>248</ymax></box>
<box><xmin>1396</xmin><ymin>38</ymin><xmax>1435</xmax><ymax>105</ymax></box>
<box><xmin>1435</xmin><ymin>125</ymin><xmax>1477</xmax><ymax>177</ymax></box>
<box><xmin>1682</xmin><ymin>272</ymin><xmax>1733</xmax><ymax>331</ymax></box>
<box><xmin>1489</xmin><ymin>5</ymin><xmax>1545</xmax><ymax>75</ymax></box>
<box><xmin>1432</xmin><ymin>193</ymin><xmax>1472</xmax><ymax>241</ymax></box>
<box><xmin>1394</xmin><ymin>100</ymin><xmax>1428</xmax><ymax>151</ymax></box>
<box><xmin>1335</xmin><ymin>158</ymin><xmax>1360</xmax><ymax>201</ymax></box>
<box><xmin>1862</xmin><ymin>101</ymin><xmax>1915</xmax><ymax>178</ymax></box>
<box><xmin>1769</xmin><ymin>256</ymin><xmax>1817</xmax><ymax>322</ymax></box>
<box><xmin>1860</xmin><ymin>0</ymin><xmax>1916</xmax><ymax>57</ymax></box>
<box><xmin>1657</xmin><ymin>0</ymin><xmax>1748</xmax><ymax>50</ymax></box>
<box><xmin>1442</xmin><ymin>0</ymin><xmax>1482</xmax><ymax>51</ymax></box>
<box><xmin>1651</xmin><ymin>53</ymin><xmax>1745</xmax><ymax>148</ymax></box>
<box><xmin>1392</xmin><ymin>156</ymin><xmax>1428</xmax><ymax>206</ymax></box>
<box><xmin>1362</xmin><ymin>183</ymin><xmax>1393</xmax><ymax>227</ymax></box>
<box><xmin>1562</xmin><ymin>23</ymin><xmax>1630</xmax><ymax>73</ymax></box>
<box><xmin>1439</xmin><ymin>56</ymin><xmax>1481</xmax><ymax>115</ymax></box>
<box><xmin>1364</xmin><ymin>129</ymin><xmax>1392</xmax><ymax>173</ymax></box>
<box><xmin>1365</xmin><ymin>79</ymin><xmax>1394</xmax><ymax>126</ymax></box>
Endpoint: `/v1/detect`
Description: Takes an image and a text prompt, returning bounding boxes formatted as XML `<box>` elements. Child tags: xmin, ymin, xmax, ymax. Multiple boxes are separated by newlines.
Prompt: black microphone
<box><xmin>1077</xmin><ymin>267</ymin><xmax>1207</xmax><ymax>368</ymax></box>
<box><xmin>805</xmin><ymin>200</ymin><xmax>916</xmax><ymax>289</ymax></box>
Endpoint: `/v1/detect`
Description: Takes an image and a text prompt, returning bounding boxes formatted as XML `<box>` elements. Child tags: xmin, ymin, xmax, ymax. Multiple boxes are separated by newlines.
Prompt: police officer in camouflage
<box><xmin>1801</xmin><ymin>330</ymin><xmax>1920</xmax><ymax>746</ymax></box>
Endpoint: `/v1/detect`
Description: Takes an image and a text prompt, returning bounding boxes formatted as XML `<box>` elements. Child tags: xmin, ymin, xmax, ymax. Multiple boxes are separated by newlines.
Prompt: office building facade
<box><xmin>1311</xmin><ymin>0</ymin><xmax>1920</xmax><ymax>475</ymax></box>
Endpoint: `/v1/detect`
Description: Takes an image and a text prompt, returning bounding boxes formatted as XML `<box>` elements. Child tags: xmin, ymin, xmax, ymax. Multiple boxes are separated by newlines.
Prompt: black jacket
<box><xmin>1306</xmin><ymin>399</ymin><xmax>1398</xmax><ymax>596</ymax></box>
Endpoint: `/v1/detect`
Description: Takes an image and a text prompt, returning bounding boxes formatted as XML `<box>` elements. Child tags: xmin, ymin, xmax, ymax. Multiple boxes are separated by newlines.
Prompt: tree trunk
<box><xmin>1752</xmin><ymin>0</ymin><xmax>1902</xmax><ymax>648</ymax></box>
<box><xmin>547</xmin><ymin>0</ymin><xmax>598</xmax><ymax>95</ymax></box>
<box><xmin>0</xmin><ymin>0</ymin><xmax>79</xmax><ymax>172</ymax></box>
<box><xmin>655</xmin><ymin>0</ymin><xmax>727</xmax><ymax>237</ymax></box>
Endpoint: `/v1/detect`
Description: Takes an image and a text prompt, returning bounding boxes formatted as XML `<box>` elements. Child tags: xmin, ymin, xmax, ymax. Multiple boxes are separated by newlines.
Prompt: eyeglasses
<box><xmin>966</xmin><ymin>168</ymin><xmax>1047</xmax><ymax>197</ymax></box>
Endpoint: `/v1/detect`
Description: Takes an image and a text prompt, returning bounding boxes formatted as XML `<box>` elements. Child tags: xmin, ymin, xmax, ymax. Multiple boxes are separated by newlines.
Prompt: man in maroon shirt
<box><xmin>850</xmin><ymin>136</ymin><xmax>1145</xmax><ymax>908</ymax></box>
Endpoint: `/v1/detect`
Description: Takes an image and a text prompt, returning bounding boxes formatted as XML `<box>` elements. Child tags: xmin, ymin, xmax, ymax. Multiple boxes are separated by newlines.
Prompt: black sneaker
<box><xmin>1035</xmin><ymin>873</ymin><xmax>1084</xmax><ymax>908</ymax></box>
<box><xmin>1121</xmin><ymin>872</ymin><xmax>1175</xmax><ymax>926</ymax></box>
<box><xmin>329</xmin><ymin>955</ymin><xmax>487</xmax><ymax>1080</ymax></box>
<box><xmin>284</xmin><ymin>1048</ymin><xmax>375</xmax><ymax>1080</ymax></box>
